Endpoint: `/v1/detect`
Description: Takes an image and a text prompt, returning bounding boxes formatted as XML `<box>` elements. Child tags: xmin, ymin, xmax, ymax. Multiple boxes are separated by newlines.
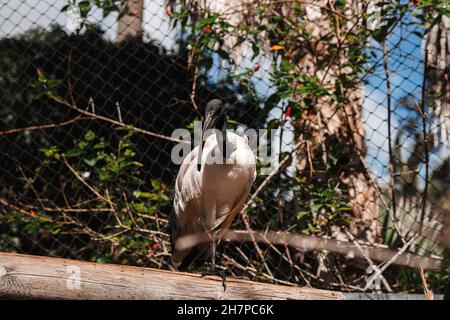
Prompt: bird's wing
<box><xmin>174</xmin><ymin>135</ymin><xmax>219</xmax><ymax>215</ymax></box>
<box><xmin>172</xmin><ymin>146</ymin><xmax>208</xmax><ymax>269</ymax></box>
<box><xmin>174</xmin><ymin>146</ymin><xmax>202</xmax><ymax>214</ymax></box>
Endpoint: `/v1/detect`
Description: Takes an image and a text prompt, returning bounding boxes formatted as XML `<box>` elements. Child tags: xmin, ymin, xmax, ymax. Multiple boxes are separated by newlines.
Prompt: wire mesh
<box><xmin>0</xmin><ymin>0</ymin><xmax>448</xmax><ymax>294</ymax></box>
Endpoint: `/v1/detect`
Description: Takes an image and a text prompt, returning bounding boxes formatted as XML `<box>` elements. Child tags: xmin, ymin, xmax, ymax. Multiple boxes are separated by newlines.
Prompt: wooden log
<box><xmin>0</xmin><ymin>252</ymin><xmax>345</xmax><ymax>300</ymax></box>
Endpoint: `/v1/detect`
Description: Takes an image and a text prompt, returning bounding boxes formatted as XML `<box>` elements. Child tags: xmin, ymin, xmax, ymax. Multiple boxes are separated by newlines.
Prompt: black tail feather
<box><xmin>177</xmin><ymin>242</ymin><xmax>211</xmax><ymax>271</ymax></box>
<box><xmin>168</xmin><ymin>210</ymin><xmax>177</xmax><ymax>253</ymax></box>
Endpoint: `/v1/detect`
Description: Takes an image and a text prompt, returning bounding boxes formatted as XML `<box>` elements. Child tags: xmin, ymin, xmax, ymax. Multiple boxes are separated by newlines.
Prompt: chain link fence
<box><xmin>0</xmin><ymin>0</ymin><xmax>449</xmax><ymax>294</ymax></box>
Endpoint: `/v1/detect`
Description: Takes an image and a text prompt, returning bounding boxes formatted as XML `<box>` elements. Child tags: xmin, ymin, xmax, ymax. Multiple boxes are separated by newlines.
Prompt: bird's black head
<box><xmin>205</xmin><ymin>99</ymin><xmax>227</xmax><ymax>127</ymax></box>
<box><xmin>202</xmin><ymin>99</ymin><xmax>228</xmax><ymax>131</ymax></box>
<box><xmin>205</xmin><ymin>99</ymin><xmax>224</xmax><ymax>116</ymax></box>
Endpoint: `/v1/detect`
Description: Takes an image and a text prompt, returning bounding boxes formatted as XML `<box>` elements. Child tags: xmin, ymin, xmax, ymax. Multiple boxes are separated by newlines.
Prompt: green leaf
<box><xmin>297</xmin><ymin>211</ymin><xmax>309</xmax><ymax>219</ymax></box>
<box><xmin>77</xmin><ymin>140</ymin><xmax>88</xmax><ymax>150</ymax></box>
<box><xmin>99</xmin><ymin>172</ymin><xmax>110</xmax><ymax>181</ymax></box>
<box><xmin>266</xmin><ymin>118</ymin><xmax>280</xmax><ymax>130</ymax></box>
<box><xmin>78</xmin><ymin>0</ymin><xmax>91</xmax><ymax>18</ymax></box>
<box><xmin>64</xmin><ymin>149</ymin><xmax>83</xmax><ymax>157</ymax></box>
<box><xmin>335</xmin><ymin>0</ymin><xmax>346</xmax><ymax>10</ymax></box>
<box><xmin>436</xmin><ymin>7</ymin><xmax>450</xmax><ymax>19</ymax></box>
<box><xmin>372</xmin><ymin>27</ymin><xmax>388</xmax><ymax>42</ymax></box>
<box><xmin>84</xmin><ymin>130</ymin><xmax>96</xmax><ymax>141</ymax></box>
<box><xmin>133</xmin><ymin>191</ymin><xmax>159</xmax><ymax>200</ymax></box>
<box><xmin>264</xmin><ymin>92</ymin><xmax>280</xmax><ymax>109</ymax></box>
<box><xmin>150</xmin><ymin>179</ymin><xmax>161</xmax><ymax>190</ymax></box>
<box><xmin>217</xmin><ymin>48</ymin><xmax>229</xmax><ymax>60</ymax></box>
<box><xmin>123</xmin><ymin>149</ymin><xmax>135</xmax><ymax>157</ymax></box>
<box><xmin>372</xmin><ymin>17</ymin><xmax>397</xmax><ymax>43</ymax></box>
<box><xmin>96</xmin><ymin>257</ymin><xmax>110</xmax><ymax>263</ymax></box>
<box><xmin>83</xmin><ymin>158</ymin><xmax>97</xmax><ymax>166</ymax></box>
<box><xmin>60</xmin><ymin>4</ymin><xmax>70</xmax><ymax>12</ymax></box>
<box><xmin>93</xmin><ymin>141</ymin><xmax>106</xmax><ymax>149</ymax></box>
<box><xmin>47</xmin><ymin>79</ymin><xmax>60</xmax><ymax>87</ymax></box>
<box><xmin>251</xmin><ymin>43</ymin><xmax>260</xmax><ymax>59</ymax></box>
<box><xmin>309</xmin><ymin>202</ymin><xmax>321</xmax><ymax>213</ymax></box>
<box><xmin>79</xmin><ymin>1</ymin><xmax>90</xmax><ymax>10</ymax></box>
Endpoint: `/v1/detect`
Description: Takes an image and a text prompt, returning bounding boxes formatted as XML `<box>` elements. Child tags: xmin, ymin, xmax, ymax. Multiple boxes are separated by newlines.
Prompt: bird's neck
<box><xmin>216</xmin><ymin>122</ymin><xmax>230</xmax><ymax>161</ymax></box>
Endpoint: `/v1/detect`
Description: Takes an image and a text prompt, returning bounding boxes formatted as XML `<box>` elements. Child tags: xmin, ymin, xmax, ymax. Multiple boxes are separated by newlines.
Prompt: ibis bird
<box><xmin>170</xmin><ymin>99</ymin><xmax>256</xmax><ymax>274</ymax></box>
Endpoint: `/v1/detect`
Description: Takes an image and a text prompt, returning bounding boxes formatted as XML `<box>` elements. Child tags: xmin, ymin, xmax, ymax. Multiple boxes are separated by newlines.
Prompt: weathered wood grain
<box><xmin>0</xmin><ymin>252</ymin><xmax>345</xmax><ymax>300</ymax></box>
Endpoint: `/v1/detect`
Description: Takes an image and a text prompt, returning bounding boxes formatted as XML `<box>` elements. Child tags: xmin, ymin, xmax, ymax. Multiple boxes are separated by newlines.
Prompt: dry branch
<box><xmin>174</xmin><ymin>229</ymin><xmax>448</xmax><ymax>271</ymax></box>
<box><xmin>223</xmin><ymin>230</ymin><xmax>449</xmax><ymax>271</ymax></box>
<box><xmin>0</xmin><ymin>116</ymin><xmax>83</xmax><ymax>136</ymax></box>
<box><xmin>51</xmin><ymin>95</ymin><xmax>185</xmax><ymax>144</ymax></box>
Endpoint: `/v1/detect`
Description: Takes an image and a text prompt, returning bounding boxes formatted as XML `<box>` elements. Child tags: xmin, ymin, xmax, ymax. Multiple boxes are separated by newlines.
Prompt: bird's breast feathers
<box><xmin>174</xmin><ymin>132</ymin><xmax>256</xmax><ymax>209</ymax></box>
<box><xmin>203</xmin><ymin>132</ymin><xmax>256</xmax><ymax>167</ymax></box>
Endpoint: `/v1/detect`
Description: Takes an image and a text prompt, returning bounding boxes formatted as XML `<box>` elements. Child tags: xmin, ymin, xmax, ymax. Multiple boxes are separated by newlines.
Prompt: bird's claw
<box><xmin>201</xmin><ymin>270</ymin><xmax>227</xmax><ymax>291</ymax></box>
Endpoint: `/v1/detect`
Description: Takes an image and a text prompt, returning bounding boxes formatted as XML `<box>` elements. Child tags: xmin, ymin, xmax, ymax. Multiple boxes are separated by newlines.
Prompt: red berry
<box><xmin>165</xmin><ymin>8</ymin><xmax>172</xmax><ymax>15</ymax></box>
<box><xmin>30</xmin><ymin>210</ymin><xmax>36</xmax><ymax>217</ymax></box>
<box><xmin>254</xmin><ymin>64</ymin><xmax>260</xmax><ymax>72</ymax></box>
<box><xmin>284</xmin><ymin>105</ymin><xmax>292</xmax><ymax>118</ymax></box>
<box><xmin>151</xmin><ymin>243</ymin><xmax>159</xmax><ymax>250</ymax></box>
<box><xmin>203</xmin><ymin>26</ymin><xmax>212</xmax><ymax>33</ymax></box>
<box><xmin>36</xmin><ymin>67</ymin><xmax>42</xmax><ymax>77</ymax></box>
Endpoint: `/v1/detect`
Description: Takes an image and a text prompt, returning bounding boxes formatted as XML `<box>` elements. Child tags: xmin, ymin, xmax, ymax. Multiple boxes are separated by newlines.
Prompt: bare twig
<box><xmin>383</xmin><ymin>40</ymin><xmax>398</xmax><ymax>230</ymax></box>
<box><xmin>32</xmin><ymin>207</ymin><xmax>114</xmax><ymax>213</ymax></box>
<box><xmin>0</xmin><ymin>198</ymin><xmax>52</xmax><ymax>222</ymax></box>
<box><xmin>61</xmin><ymin>154</ymin><xmax>113</xmax><ymax>207</ymax></box>
<box><xmin>344</xmin><ymin>229</ymin><xmax>392</xmax><ymax>292</ymax></box>
<box><xmin>190</xmin><ymin>65</ymin><xmax>202</xmax><ymax>118</ymax></box>
<box><xmin>187</xmin><ymin>33</ymin><xmax>202</xmax><ymax>118</ymax></box>
<box><xmin>223</xmin><ymin>0</ymin><xmax>349</xmax><ymax>20</ymax></box>
<box><xmin>174</xmin><ymin>229</ymin><xmax>448</xmax><ymax>270</ymax></box>
<box><xmin>419</xmin><ymin>43</ymin><xmax>430</xmax><ymax>229</ymax></box>
<box><xmin>51</xmin><ymin>95</ymin><xmax>186</xmax><ymax>144</ymax></box>
<box><xmin>0</xmin><ymin>116</ymin><xmax>83</xmax><ymax>136</ymax></box>
<box><xmin>116</xmin><ymin>102</ymin><xmax>124</xmax><ymax>123</ymax></box>
<box><xmin>418</xmin><ymin>266</ymin><xmax>434</xmax><ymax>300</ymax></box>
<box><xmin>363</xmin><ymin>234</ymin><xmax>418</xmax><ymax>291</ymax></box>
<box><xmin>67</xmin><ymin>48</ymin><xmax>76</xmax><ymax>107</ymax></box>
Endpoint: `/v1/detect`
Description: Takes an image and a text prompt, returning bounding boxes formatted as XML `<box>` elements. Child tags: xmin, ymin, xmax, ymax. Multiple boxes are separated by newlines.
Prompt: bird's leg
<box><xmin>211</xmin><ymin>238</ymin><xmax>216</xmax><ymax>271</ymax></box>
<box><xmin>197</xmin><ymin>216</ymin><xmax>227</xmax><ymax>291</ymax></box>
<box><xmin>200</xmin><ymin>237</ymin><xmax>227</xmax><ymax>291</ymax></box>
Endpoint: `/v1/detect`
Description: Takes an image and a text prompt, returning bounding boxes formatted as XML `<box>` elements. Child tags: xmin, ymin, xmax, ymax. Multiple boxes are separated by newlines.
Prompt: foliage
<box><xmin>60</xmin><ymin>0</ymin><xmax>136</xmax><ymax>32</ymax></box>
<box><xmin>0</xmin><ymin>25</ymin><xmax>262</xmax><ymax>265</ymax></box>
<box><xmin>165</xmin><ymin>0</ymin><xmax>450</xmax><ymax>293</ymax></box>
<box><xmin>2</xmin><ymin>126</ymin><xmax>172</xmax><ymax>264</ymax></box>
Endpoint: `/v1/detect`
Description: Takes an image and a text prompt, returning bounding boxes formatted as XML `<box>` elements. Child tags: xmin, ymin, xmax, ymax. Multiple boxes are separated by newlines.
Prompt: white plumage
<box><xmin>170</xmin><ymin>100</ymin><xmax>256</xmax><ymax>270</ymax></box>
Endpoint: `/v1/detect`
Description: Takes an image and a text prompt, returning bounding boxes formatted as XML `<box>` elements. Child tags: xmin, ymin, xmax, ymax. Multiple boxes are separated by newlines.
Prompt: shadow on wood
<box><xmin>0</xmin><ymin>252</ymin><xmax>345</xmax><ymax>300</ymax></box>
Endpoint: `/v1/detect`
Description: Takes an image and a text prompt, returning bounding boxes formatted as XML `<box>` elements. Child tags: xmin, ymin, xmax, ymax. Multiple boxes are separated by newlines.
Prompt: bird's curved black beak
<box><xmin>197</xmin><ymin>112</ymin><xmax>216</xmax><ymax>171</ymax></box>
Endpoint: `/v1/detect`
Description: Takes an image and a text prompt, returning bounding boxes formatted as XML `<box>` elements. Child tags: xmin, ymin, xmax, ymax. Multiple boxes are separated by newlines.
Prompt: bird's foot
<box><xmin>201</xmin><ymin>270</ymin><xmax>227</xmax><ymax>291</ymax></box>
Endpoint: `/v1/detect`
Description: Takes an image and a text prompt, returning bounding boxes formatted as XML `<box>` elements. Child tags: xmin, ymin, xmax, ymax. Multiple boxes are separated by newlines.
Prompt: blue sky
<box><xmin>363</xmin><ymin>13</ymin><xmax>450</xmax><ymax>187</ymax></box>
